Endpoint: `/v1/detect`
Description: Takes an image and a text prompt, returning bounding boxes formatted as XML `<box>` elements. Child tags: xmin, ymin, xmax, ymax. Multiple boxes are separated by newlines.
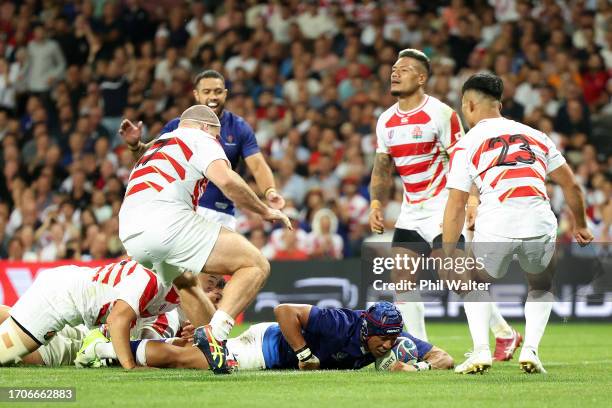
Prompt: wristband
<box><xmin>264</xmin><ymin>187</ymin><xmax>277</xmax><ymax>199</ymax></box>
<box><xmin>370</xmin><ymin>200</ymin><xmax>382</xmax><ymax>210</ymax></box>
<box><xmin>412</xmin><ymin>361</ymin><xmax>431</xmax><ymax>371</ymax></box>
<box><xmin>295</xmin><ymin>346</ymin><xmax>313</xmax><ymax>362</ymax></box>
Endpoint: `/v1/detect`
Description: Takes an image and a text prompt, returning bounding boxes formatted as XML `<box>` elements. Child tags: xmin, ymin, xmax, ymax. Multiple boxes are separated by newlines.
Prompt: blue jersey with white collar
<box><xmin>261</xmin><ymin>306</ymin><xmax>433</xmax><ymax>370</ymax></box>
<box><xmin>161</xmin><ymin>110</ymin><xmax>260</xmax><ymax>215</ymax></box>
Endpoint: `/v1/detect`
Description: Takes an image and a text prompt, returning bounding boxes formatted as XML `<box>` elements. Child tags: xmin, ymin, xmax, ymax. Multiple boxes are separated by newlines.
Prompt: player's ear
<box><xmin>192</xmin><ymin>89</ymin><xmax>198</xmax><ymax>101</ymax></box>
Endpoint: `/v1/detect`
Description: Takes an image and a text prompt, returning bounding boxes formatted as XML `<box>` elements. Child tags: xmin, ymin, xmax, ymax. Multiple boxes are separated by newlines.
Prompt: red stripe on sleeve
<box><xmin>138</xmin><ymin>269</ymin><xmax>159</xmax><ymax>316</ymax></box>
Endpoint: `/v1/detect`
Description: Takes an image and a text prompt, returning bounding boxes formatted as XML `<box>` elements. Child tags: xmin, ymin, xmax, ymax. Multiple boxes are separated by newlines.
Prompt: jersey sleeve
<box><xmin>161</xmin><ymin>118</ymin><xmax>180</xmax><ymax>135</ymax></box>
<box><xmin>437</xmin><ymin>106</ymin><xmax>464</xmax><ymax>153</ymax></box>
<box><xmin>543</xmin><ymin>134</ymin><xmax>566</xmax><ymax>174</ymax></box>
<box><xmin>375</xmin><ymin>115</ymin><xmax>390</xmax><ymax>154</ymax></box>
<box><xmin>239</xmin><ymin>120</ymin><xmax>260</xmax><ymax>158</ymax></box>
<box><xmin>115</xmin><ymin>269</ymin><xmax>161</xmax><ymax>318</ymax></box>
<box><xmin>305</xmin><ymin>306</ymin><xmax>352</xmax><ymax>338</ymax></box>
<box><xmin>193</xmin><ymin>137</ymin><xmax>230</xmax><ymax>178</ymax></box>
<box><xmin>445</xmin><ymin>140</ymin><xmax>472</xmax><ymax>193</ymax></box>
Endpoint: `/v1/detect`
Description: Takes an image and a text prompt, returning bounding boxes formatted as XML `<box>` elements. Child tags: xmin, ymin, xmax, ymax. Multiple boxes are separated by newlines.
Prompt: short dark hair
<box><xmin>461</xmin><ymin>73</ymin><xmax>504</xmax><ymax>101</ymax></box>
<box><xmin>193</xmin><ymin>70</ymin><xmax>226</xmax><ymax>88</ymax></box>
<box><xmin>398</xmin><ymin>48</ymin><xmax>431</xmax><ymax>76</ymax></box>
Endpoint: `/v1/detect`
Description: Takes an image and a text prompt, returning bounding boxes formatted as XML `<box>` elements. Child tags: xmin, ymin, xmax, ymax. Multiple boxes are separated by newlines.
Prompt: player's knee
<box><xmin>256</xmin><ymin>254</ymin><xmax>271</xmax><ymax>280</ymax></box>
<box><xmin>0</xmin><ymin>319</ymin><xmax>34</xmax><ymax>366</ymax></box>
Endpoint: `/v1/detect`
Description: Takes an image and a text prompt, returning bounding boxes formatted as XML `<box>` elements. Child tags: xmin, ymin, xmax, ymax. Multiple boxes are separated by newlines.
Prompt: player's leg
<box><xmin>517</xmin><ymin>234</ymin><xmax>556</xmax><ymax>373</ymax></box>
<box><xmin>201</xmin><ymin>228</ymin><xmax>270</xmax><ymax>337</ymax></box>
<box><xmin>225</xmin><ymin>323</ymin><xmax>275</xmax><ymax>371</ymax></box>
<box><xmin>137</xmin><ymin>339</ymin><xmax>208</xmax><ymax>369</ymax></box>
<box><xmin>490</xmin><ymin>303</ymin><xmax>522</xmax><ymax>361</ymax></box>
<box><xmin>0</xmin><ymin>317</ymin><xmax>40</xmax><ymax>365</ymax></box>
<box><xmin>390</xmin><ymin>228</ymin><xmax>429</xmax><ymax>341</ymax></box>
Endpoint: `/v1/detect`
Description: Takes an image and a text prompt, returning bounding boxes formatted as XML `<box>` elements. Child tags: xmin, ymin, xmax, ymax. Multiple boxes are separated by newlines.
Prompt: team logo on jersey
<box><xmin>225</xmin><ymin>134</ymin><xmax>237</xmax><ymax>146</ymax></box>
<box><xmin>412</xmin><ymin>126</ymin><xmax>423</xmax><ymax>139</ymax></box>
<box><xmin>227</xmin><ymin>135</ymin><xmax>233</xmax><ymax>143</ymax></box>
<box><xmin>332</xmin><ymin>352</ymin><xmax>348</xmax><ymax>361</ymax></box>
<box><xmin>401</xmin><ymin>117</ymin><xmax>408</xmax><ymax>123</ymax></box>
<box><xmin>44</xmin><ymin>331</ymin><xmax>56</xmax><ymax>341</ymax></box>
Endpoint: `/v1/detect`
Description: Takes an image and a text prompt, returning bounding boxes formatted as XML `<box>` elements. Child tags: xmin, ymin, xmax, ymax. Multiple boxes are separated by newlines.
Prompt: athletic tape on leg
<box><xmin>0</xmin><ymin>319</ymin><xmax>29</xmax><ymax>365</ymax></box>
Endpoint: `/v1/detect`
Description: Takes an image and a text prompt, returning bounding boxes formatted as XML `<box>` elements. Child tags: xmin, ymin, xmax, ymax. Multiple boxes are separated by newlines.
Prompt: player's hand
<box><xmin>369</xmin><ymin>208</ymin><xmax>385</xmax><ymax>234</ymax></box>
<box><xmin>181</xmin><ymin>321</ymin><xmax>195</xmax><ymax>341</ymax></box>
<box><xmin>119</xmin><ymin>119</ymin><xmax>143</xmax><ymax>147</ymax></box>
<box><xmin>465</xmin><ymin>205</ymin><xmax>477</xmax><ymax>231</ymax></box>
<box><xmin>298</xmin><ymin>354</ymin><xmax>320</xmax><ymax>370</ymax></box>
<box><xmin>266</xmin><ymin>190</ymin><xmax>286</xmax><ymax>210</ymax></box>
<box><xmin>263</xmin><ymin>208</ymin><xmax>293</xmax><ymax>230</ymax></box>
<box><xmin>574</xmin><ymin>227</ymin><xmax>594</xmax><ymax>247</ymax></box>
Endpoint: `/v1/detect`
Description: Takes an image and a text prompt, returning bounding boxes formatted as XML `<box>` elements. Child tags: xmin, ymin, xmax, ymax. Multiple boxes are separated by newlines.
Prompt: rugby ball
<box><xmin>375</xmin><ymin>337</ymin><xmax>419</xmax><ymax>371</ymax></box>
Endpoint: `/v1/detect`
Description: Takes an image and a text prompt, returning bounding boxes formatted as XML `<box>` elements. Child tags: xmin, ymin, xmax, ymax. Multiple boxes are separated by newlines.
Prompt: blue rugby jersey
<box><xmin>261</xmin><ymin>306</ymin><xmax>433</xmax><ymax>370</ymax></box>
<box><xmin>161</xmin><ymin>110</ymin><xmax>260</xmax><ymax>215</ymax></box>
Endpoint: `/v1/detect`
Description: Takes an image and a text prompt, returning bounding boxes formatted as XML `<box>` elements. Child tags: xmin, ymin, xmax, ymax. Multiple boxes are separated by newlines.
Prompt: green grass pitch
<box><xmin>1</xmin><ymin>322</ymin><xmax>611</xmax><ymax>408</ymax></box>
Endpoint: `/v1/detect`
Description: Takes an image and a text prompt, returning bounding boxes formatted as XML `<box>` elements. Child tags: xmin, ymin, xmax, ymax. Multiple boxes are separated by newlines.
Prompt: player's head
<box><xmin>390</xmin><ymin>49</ymin><xmax>431</xmax><ymax>98</ymax></box>
<box><xmin>361</xmin><ymin>301</ymin><xmax>403</xmax><ymax>358</ymax></box>
<box><xmin>193</xmin><ymin>70</ymin><xmax>227</xmax><ymax>118</ymax></box>
<box><xmin>179</xmin><ymin>104</ymin><xmax>221</xmax><ymax>138</ymax></box>
<box><xmin>461</xmin><ymin>72</ymin><xmax>503</xmax><ymax>127</ymax></box>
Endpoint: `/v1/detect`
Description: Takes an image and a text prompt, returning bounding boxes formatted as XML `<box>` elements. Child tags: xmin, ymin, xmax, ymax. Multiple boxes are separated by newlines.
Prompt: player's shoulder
<box><xmin>223</xmin><ymin>110</ymin><xmax>254</xmax><ymax>135</ymax></box>
<box><xmin>161</xmin><ymin>117</ymin><xmax>180</xmax><ymax>135</ymax></box>
<box><xmin>376</xmin><ymin>103</ymin><xmax>400</xmax><ymax>127</ymax></box>
<box><xmin>423</xmin><ymin>95</ymin><xmax>456</xmax><ymax>116</ymax></box>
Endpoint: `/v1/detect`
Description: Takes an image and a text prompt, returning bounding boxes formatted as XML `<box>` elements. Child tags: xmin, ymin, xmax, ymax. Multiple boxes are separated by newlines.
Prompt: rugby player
<box><xmin>118</xmin><ymin>105</ymin><xmax>291</xmax><ymax>374</ymax></box>
<box><xmin>81</xmin><ymin>302</ymin><xmax>454</xmax><ymax>372</ymax></box>
<box><xmin>370</xmin><ymin>49</ymin><xmax>521</xmax><ymax>358</ymax></box>
<box><xmin>0</xmin><ymin>260</ymin><xmax>179</xmax><ymax>368</ymax></box>
<box><xmin>443</xmin><ymin>73</ymin><xmax>593</xmax><ymax>374</ymax></box>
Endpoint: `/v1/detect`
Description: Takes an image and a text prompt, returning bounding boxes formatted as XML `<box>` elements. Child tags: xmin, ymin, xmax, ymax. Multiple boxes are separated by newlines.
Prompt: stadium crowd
<box><xmin>0</xmin><ymin>0</ymin><xmax>610</xmax><ymax>262</ymax></box>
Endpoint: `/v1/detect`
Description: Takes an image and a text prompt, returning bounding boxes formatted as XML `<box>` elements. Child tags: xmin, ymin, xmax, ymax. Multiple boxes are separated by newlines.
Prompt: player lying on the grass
<box><xmin>81</xmin><ymin>301</ymin><xmax>453</xmax><ymax>372</ymax></box>
<box><xmin>1</xmin><ymin>274</ymin><xmax>225</xmax><ymax>367</ymax></box>
<box><xmin>0</xmin><ymin>259</ymin><xmax>185</xmax><ymax>367</ymax></box>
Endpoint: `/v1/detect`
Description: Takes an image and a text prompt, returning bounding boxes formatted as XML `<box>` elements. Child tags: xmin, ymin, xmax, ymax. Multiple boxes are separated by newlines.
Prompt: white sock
<box><xmin>209</xmin><ymin>310</ymin><xmax>235</xmax><ymax>341</ymax></box>
<box><xmin>395</xmin><ymin>291</ymin><xmax>427</xmax><ymax>341</ymax></box>
<box><xmin>524</xmin><ymin>291</ymin><xmax>553</xmax><ymax>352</ymax></box>
<box><xmin>135</xmin><ymin>340</ymin><xmax>149</xmax><ymax>366</ymax></box>
<box><xmin>463</xmin><ymin>293</ymin><xmax>492</xmax><ymax>352</ymax></box>
<box><xmin>94</xmin><ymin>342</ymin><xmax>117</xmax><ymax>359</ymax></box>
<box><xmin>489</xmin><ymin>303</ymin><xmax>513</xmax><ymax>338</ymax></box>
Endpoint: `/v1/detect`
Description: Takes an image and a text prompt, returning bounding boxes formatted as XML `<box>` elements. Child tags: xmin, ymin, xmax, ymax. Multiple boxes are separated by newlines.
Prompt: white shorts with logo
<box><xmin>227</xmin><ymin>322</ymin><xmax>275</xmax><ymax>371</ymax></box>
<box><xmin>472</xmin><ymin>229</ymin><xmax>557</xmax><ymax>279</ymax></box>
<box><xmin>196</xmin><ymin>207</ymin><xmax>237</xmax><ymax>231</ymax></box>
<box><xmin>122</xmin><ymin>210</ymin><xmax>222</xmax><ymax>284</ymax></box>
<box><xmin>38</xmin><ymin>325</ymin><xmax>89</xmax><ymax>366</ymax></box>
<box><xmin>395</xmin><ymin>192</ymin><xmax>447</xmax><ymax>243</ymax></box>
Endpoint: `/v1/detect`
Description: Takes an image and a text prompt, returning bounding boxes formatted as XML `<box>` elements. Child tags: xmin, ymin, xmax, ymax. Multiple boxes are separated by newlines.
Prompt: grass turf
<box><xmin>1</xmin><ymin>322</ymin><xmax>611</xmax><ymax>408</ymax></box>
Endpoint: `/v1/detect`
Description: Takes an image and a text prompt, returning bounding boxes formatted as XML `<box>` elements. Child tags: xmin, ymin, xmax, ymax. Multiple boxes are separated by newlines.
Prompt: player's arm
<box><xmin>548</xmin><ymin>163</ymin><xmax>593</xmax><ymax>246</ymax></box>
<box><xmin>274</xmin><ymin>304</ymin><xmax>320</xmax><ymax>369</ymax></box>
<box><xmin>206</xmin><ymin>159</ymin><xmax>291</xmax><ymax>228</ymax></box>
<box><xmin>369</xmin><ymin>153</ymin><xmax>394</xmax><ymax>233</ymax></box>
<box><xmin>106</xmin><ymin>300</ymin><xmax>138</xmax><ymax>369</ymax></box>
<box><xmin>442</xmin><ymin>188</ymin><xmax>469</xmax><ymax>255</ymax></box>
<box><xmin>421</xmin><ymin>346</ymin><xmax>454</xmax><ymax>369</ymax></box>
<box><xmin>244</xmin><ymin>152</ymin><xmax>285</xmax><ymax>209</ymax></box>
<box><xmin>466</xmin><ymin>184</ymin><xmax>480</xmax><ymax>231</ymax></box>
<box><xmin>119</xmin><ymin>119</ymin><xmax>152</xmax><ymax>159</ymax></box>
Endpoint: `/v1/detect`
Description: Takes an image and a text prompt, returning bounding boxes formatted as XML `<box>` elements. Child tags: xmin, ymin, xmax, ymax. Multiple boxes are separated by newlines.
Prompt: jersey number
<box><xmin>488</xmin><ymin>134</ymin><xmax>535</xmax><ymax>166</ymax></box>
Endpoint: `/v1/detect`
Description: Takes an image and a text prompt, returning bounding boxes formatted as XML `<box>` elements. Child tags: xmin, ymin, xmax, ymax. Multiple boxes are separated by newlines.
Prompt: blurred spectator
<box><xmin>26</xmin><ymin>24</ymin><xmax>66</xmax><ymax>94</ymax></box>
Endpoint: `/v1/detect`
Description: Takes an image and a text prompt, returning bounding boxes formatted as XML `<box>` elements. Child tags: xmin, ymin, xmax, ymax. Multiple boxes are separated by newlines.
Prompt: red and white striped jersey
<box><xmin>119</xmin><ymin>127</ymin><xmax>228</xmax><ymax>238</ymax></box>
<box><xmin>91</xmin><ymin>260</ymin><xmax>180</xmax><ymax>325</ymax></box>
<box><xmin>376</xmin><ymin>95</ymin><xmax>463</xmax><ymax>205</ymax></box>
<box><xmin>447</xmin><ymin>117</ymin><xmax>566</xmax><ymax>238</ymax></box>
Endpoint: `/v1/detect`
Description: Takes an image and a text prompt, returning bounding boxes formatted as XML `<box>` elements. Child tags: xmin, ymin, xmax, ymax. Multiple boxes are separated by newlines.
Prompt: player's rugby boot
<box><xmin>194</xmin><ymin>325</ymin><xmax>233</xmax><ymax>374</ymax></box>
<box><xmin>493</xmin><ymin>328</ymin><xmax>523</xmax><ymax>361</ymax></box>
<box><xmin>74</xmin><ymin>328</ymin><xmax>109</xmax><ymax>368</ymax></box>
<box><xmin>455</xmin><ymin>349</ymin><xmax>492</xmax><ymax>374</ymax></box>
<box><xmin>519</xmin><ymin>347</ymin><xmax>547</xmax><ymax>374</ymax></box>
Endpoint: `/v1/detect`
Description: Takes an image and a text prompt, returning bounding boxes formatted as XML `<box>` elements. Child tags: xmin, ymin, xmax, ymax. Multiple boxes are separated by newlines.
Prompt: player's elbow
<box><xmin>424</xmin><ymin>347</ymin><xmax>454</xmax><ymax>370</ymax></box>
<box><xmin>437</xmin><ymin>353</ymin><xmax>454</xmax><ymax>370</ymax></box>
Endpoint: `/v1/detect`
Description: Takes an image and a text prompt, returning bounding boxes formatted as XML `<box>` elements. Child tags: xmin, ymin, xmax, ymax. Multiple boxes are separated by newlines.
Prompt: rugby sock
<box><xmin>95</xmin><ymin>341</ymin><xmax>117</xmax><ymax>359</ymax></box>
<box><xmin>395</xmin><ymin>292</ymin><xmax>428</xmax><ymax>341</ymax></box>
<box><xmin>489</xmin><ymin>303</ymin><xmax>513</xmax><ymax>338</ymax></box>
<box><xmin>524</xmin><ymin>291</ymin><xmax>553</xmax><ymax>352</ymax></box>
<box><xmin>209</xmin><ymin>310</ymin><xmax>234</xmax><ymax>341</ymax></box>
<box><xmin>463</xmin><ymin>293</ymin><xmax>491</xmax><ymax>352</ymax></box>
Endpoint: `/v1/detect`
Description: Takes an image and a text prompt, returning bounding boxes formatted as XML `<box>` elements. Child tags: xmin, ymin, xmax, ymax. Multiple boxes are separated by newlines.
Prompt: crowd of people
<box><xmin>0</xmin><ymin>0</ymin><xmax>610</xmax><ymax>262</ymax></box>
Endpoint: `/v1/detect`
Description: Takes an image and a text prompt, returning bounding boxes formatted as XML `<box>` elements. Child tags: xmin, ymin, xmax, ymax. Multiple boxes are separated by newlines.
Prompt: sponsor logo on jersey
<box><xmin>388</xmin><ymin>130</ymin><xmax>394</xmax><ymax>140</ymax></box>
<box><xmin>225</xmin><ymin>134</ymin><xmax>237</xmax><ymax>146</ymax></box>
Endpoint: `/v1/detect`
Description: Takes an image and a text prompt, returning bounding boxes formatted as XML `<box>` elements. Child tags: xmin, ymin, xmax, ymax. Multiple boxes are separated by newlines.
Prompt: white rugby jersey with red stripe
<box><xmin>447</xmin><ymin>117</ymin><xmax>566</xmax><ymax>238</ymax></box>
<box><xmin>119</xmin><ymin>127</ymin><xmax>228</xmax><ymax>240</ymax></box>
<box><xmin>90</xmin><ymin>259</ymin><xmax>180</xmax><ymax>326</ymax></box>
<box><xmin>376</xmin><ymin>95</ymin><xmax>463</xmax><ymax>207</ymax></box>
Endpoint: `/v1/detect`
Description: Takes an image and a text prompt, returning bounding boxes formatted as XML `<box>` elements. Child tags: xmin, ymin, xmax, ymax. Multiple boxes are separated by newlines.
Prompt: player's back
<box><xmin>118</xmin><ymin>127</ymin><xmax>227</xmax><ymax>239</ymax></box>
<box><xmin>459</xmin><ymin>117</ymin><xmax>565</xmax><ymax>238</ymax></box>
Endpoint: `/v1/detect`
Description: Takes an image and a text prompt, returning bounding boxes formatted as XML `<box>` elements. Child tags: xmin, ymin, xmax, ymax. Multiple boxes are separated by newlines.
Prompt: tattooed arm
<box><xmin>369</xmin><ymin>153</ymin><xmax>394</xmax><ymax>234</ymax></box>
